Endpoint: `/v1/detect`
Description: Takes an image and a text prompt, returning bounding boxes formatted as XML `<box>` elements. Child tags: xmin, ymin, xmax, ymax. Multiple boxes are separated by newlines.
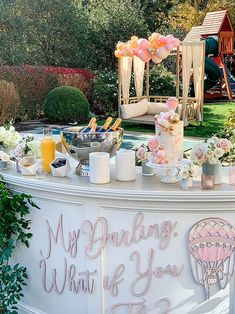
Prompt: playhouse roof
<box><xmin>200</xmin><ymin>10</ymin><xmax>234</xmax><ymax>36</ymax></box>
<box><xmin>183</xmin><ymin>26</ymin><xmax>202</xmax><ymax>42</ymax></box>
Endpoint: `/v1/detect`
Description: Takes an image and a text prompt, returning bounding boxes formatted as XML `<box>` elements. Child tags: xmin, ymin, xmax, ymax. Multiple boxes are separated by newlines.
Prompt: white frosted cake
<box><xmin>148</xmin><ymin>97</ymin><xmax>183</xmax><ymax>165</ymax></box>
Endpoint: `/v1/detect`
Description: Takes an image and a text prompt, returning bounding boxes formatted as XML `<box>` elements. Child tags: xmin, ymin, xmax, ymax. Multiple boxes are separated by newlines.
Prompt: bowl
<box><xmin>61</xmin><ymin>126</ymin><xmax>123</xmax><ymax>176</ymax></box>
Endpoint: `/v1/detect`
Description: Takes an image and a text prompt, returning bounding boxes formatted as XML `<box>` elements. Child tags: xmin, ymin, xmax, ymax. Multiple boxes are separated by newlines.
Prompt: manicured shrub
<box><xmin>0</xmin><ymin>80</ymin><xmax>20</xmax><ymax>124</ymax></box>
<box><xmin>44</xmin><ymin>86</ymin><xmax>90</xmax><ymax>123</ymax></box>
<box><xmin>0</xmin><ymin>66</ymin><xmax>95</xmax><ymax>120</ymax></box>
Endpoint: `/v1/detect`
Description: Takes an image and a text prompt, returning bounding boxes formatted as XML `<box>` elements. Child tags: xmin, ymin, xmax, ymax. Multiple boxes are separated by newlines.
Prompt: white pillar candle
<box><xmin>214</xmin><ymin>161</ymin><xmax>222</xmax><ymax>185</ymax></box>
<box><xmin>115</xmin><ymin>150</ymin><xmax>136</xmax><ymax>181</ymax></box>
<box><xmin>89</xmin><ymin>152</ymin><xmax>110</xmax><ymax>184</ymax></box>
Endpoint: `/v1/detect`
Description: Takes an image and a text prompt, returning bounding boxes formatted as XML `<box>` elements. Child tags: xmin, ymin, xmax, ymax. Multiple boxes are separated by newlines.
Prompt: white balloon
<box><xmin>156</xmin><ymin>47</ymin><xmax>170</xmax><ymax>59</ymax></box>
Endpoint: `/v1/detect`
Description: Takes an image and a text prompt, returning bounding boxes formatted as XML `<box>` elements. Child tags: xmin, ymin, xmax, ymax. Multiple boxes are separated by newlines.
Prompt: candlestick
<box><xmin>89</xmin><ymin>152</ymin><xmax>110</xmax><ymax>184</ymax></box>
<box><xmin>115</xmin><ymin>150</ymin><xmax>136</xmax><ymax>181</ymax></box>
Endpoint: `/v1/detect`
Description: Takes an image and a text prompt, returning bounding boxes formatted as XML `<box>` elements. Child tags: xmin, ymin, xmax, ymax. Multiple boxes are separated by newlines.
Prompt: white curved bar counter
<box><xmin>2</xmin><ymin>165</ymin><xmax>235</xmax><ymax>314</ymax></box>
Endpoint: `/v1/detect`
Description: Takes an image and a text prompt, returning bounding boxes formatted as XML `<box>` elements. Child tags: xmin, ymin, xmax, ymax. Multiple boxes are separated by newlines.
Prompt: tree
<box><xmin>85</xmin><ymin>0</ymin><xmax>149</xmax><ymax>70</ymax></box>
<box><xmin>170</xmin><ymin>0</ymin><xmax>235</xmax><ymax>32</ymax></box>
<box><xmin>139</xmin><ymin>0</ymin><xmax>177</xmax><ymax>32</ymax></box>
<box><xmin>0</xmin><ymin>0</ymin><xmax>90</xmax><ymax>67</ymax></box>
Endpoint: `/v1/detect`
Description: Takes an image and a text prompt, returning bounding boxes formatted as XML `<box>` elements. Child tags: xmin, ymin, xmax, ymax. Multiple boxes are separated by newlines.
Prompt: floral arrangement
<box><xmin>0</xmin><ymin>123</ymin><xmax>21</xmax><ymax>150</ymax></box>
<box><xmin>190</xmin><ymin>136</ymin><xmax>232</xmax><ymax>166</ymax></box>
<box><xmin>135</xmin><ymin>144</ymin><xmax>150</xmax><ymax>165</ymax></box>
<box><xmin>177</xmin><ymin>160</ymin><xmax>196</xmax><ymax>180</ymax></box>
<box><xmin>0</xmin><ymin>151</ymin><xmax>10</xmax><ymax>162</ymax></box>
<box><xmin>10</xmin><ymin>135</ymin><xmax>41</xmax><ymax>160</ymax></box>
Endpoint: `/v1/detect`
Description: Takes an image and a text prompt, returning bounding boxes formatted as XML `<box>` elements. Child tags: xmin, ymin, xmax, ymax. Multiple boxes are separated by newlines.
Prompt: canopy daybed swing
<box><xmin>117</xmin><ymin>39</ymin><xmax>205</xmax><ymax>125</ymax></box>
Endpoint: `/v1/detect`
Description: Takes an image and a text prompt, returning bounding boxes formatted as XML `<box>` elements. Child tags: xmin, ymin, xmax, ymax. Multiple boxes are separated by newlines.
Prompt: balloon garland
<box><xmin>115</xmin><ymin>33</ymin><xmax>180</xmax><ymax>63</ymax></box>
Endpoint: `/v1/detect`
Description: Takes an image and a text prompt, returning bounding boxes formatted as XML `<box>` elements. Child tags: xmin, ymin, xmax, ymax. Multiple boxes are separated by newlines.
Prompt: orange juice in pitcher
<box><xmin>41</xmin><ymin>128</ymin><xmax>55</xmax><ymax>173</ymax></box>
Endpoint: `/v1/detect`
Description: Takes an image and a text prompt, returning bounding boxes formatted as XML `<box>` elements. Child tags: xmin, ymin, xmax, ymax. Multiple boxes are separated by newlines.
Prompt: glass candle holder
<box><xmin>201</xmin><ymin>174</ymin><xmax>214</xmax><ymax>189</ymax></box>
<box><xmin>229</xmin><ymin>166</ymin><xmax>235</xmax><ymax>185</ymax></box>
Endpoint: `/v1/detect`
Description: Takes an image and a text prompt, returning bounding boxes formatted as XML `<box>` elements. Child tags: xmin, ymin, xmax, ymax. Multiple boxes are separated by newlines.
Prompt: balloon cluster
<box><xmin>115</xmin><ymin>33</ymin><xmax>180</xmax><ymax>63</ymax></box>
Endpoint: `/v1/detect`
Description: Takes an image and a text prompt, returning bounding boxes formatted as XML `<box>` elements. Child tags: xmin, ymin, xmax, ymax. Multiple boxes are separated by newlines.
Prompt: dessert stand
<box><xmin>147</xmin><ymin>161</ymin><xmax>182</xmax><ymax>183</ymax></box>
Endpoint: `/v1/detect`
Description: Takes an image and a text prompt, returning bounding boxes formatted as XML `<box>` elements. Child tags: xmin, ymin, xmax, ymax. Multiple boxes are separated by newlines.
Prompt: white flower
<box><xmin>179</xmin><ymin>168</ymin><xmax>190</xmax><ymax>179</ymax></box>
<box><xmin>0</xmin><ymin>151</ymin><xmax>10</xmax><ymax>162</ymax></box>
<box><xmin>205</xmin><ymin>149</ymin><xmax>214</xmax><ymax>160</ymax></box>
<box><xmin>214</xmin><ymin>147</ymin><xmax>224</xmax><ymax>158</ymax></box>
<box><xmin>207</xmin><ymin>136</ymin><xmax>219</xmax><ymax>146</ymax></box>
<box><xmin>27</xmin><ymin>140</ymin><xmax>41</xmax><ymax>158</ymax></box>
<box><xmin>208</xmin><ymin>157</ymin><xmax>217</xmax><ymax>164</ymax></box>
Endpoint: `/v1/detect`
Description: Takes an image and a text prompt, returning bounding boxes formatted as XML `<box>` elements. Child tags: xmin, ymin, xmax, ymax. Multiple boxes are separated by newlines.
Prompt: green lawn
<box><xmin>119</xmin><ymin>102</ymin><xmax>235</xmax><ymax>138</ymax></box>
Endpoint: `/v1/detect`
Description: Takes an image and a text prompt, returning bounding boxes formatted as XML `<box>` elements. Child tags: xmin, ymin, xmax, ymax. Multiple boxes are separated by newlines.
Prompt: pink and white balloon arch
<box><xmin>115</xmin><ymin>33</ymin><xmax>181</xmax><ymax>63</ymax></box>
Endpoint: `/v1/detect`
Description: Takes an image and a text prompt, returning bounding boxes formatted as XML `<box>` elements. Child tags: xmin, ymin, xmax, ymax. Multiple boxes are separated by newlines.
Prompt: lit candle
<box><xmin>115</xmin><ymin>150</ymin><xmax>136</xmax><ymax>181</ymax></box>
<box><xmin>201</xmin><ymin>174</ymin><xmax>214</xmax><ymax>189</ymax></box>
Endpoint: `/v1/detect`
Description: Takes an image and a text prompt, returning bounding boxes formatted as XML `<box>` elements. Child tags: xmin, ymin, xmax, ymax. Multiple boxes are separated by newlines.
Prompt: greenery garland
<box><xmin>0</xmin><ymin>179</ymin><xmax>39</xmax><ymax>314</ymax></box>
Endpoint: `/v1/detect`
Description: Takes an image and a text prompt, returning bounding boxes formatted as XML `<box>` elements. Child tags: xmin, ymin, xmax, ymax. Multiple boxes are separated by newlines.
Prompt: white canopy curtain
<box><xmin>133</xmin><ymin>56</ymin><xmax>145</xmax><ymax>99</ymax></box>
<box><xmin>182</xmin><ymin>43</ymin><xmax>193</xmax><ymax>124</ymax></box>
<box><xmin>192</xmin><ymin>42</ymin><xmax>205</xmax><ymax>122</ymax></box>
<box><xmin>120</xmin><ymin>57</ymin><xmax>132</xmax><ymax>104</ymax></box>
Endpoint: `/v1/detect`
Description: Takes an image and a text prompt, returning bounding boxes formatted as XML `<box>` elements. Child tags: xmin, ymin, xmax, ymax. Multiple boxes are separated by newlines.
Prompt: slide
<box><xmin>228</xmin><ymin>72</ymin><xmax>235</xmax><ymax>92</ymax></box>
<box><xmin>204</xmin><ymin>37</ymin><xmax>221</xmax><ymax>92</ymax></box>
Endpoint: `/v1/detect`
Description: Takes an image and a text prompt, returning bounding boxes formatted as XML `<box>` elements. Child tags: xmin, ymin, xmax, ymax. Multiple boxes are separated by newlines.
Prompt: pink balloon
<box><xmin>133</xmin><ymin>48</ymin><xmax>140</xmax><ymax>56</ymax></box>
<box><xmin>156</xmin><ymin>47</ymin><xmax>170</xmax><ymax>59</ymax></box>
<box><xmin>166</xmin><ymin>97</ymin><xmax>179</xmax><ymax>111</ymax></box>
<box><xmin>156</xmin><ymin>149</ymin><xmax>166</xmax><ymax>159</ymax></box>
<box><xmin>165</xmin><ymin>43</ymin><xmax>174</xmax><ymax>51</ymax></box>
<box><xmin>165</xmin><ymin>35</ymin><xmax>174</xmax><ymax>44</ymax></box>
<box><xmin>138</xmin><ymin>49</ymin><xmax>151</xmax><ymax>62</ymax></box>
<box><xmin>138</xmin><ymin>38</ymin><xmax>151</xmax><ymax>50</ymax></box>
<box><xmin>172</xmin><ymin>38</ymin><xmax>180</xmax><ymax>47</ymax></box>
<box><xmin>152</xmin><ymin>55</ymin><xmax>162</xmax><ymax>64</ymax></box>
<box><xmin>159</xmin><ymin>36</ymin><xmax>166</xmax><ymax>45</ymax></box>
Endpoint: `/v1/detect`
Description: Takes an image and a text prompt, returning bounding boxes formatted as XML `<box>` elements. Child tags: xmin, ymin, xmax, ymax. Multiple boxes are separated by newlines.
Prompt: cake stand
<box><xmin>147</xmin><ymin>161</ymin><xmax>182</xmax><ymax>183</ymax></box>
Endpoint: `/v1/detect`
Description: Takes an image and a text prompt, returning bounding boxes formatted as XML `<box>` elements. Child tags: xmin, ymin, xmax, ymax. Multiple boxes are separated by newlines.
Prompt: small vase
<box><xmin>214</xmin><ymin>161</ymin><xmax>222</xmax><ymax>185</ymax></box>
<box><xmin>142</xmin><ymin>161</ymin><xmax>154</xmax><ymax>176</ymax></box>
<box><xmin>0</xmin><ymin>161</ymin><xmax>8</xmax><ymax>170</ymax></box>
<box><xmin>202</xmin><ymin>162</ymin><xmax>216</xmax><ymax>176</ymax></box>
<box><xmin>201</xmin><ymin>174</ymin><xmax>214</xmax><ymax>189</ymax></box>
<box><xmin>180</xmin><ymin>177</ymin><xmax>193</xmax><ymax>190</ymax></box>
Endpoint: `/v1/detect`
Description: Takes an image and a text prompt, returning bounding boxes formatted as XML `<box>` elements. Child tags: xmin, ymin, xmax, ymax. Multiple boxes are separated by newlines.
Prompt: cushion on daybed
<box><xmin>121</xmin><ymin>98</ymin><xmax>148</xmax><ymax>119</ymax></box>
<box><xmin>147</xmin><ymin>102</ymin><xmax>183</xmax><ymax>115</ymax></box>
<box><xmin>146</xmin><ymin>102</ymin><xmax>169</xmax><ymax>115</ymax></box>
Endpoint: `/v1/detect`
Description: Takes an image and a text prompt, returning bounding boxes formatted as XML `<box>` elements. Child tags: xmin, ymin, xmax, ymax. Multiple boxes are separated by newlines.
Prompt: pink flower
<box><xmin>218</xmin><ymin>139</ymin><xmax>231</xmax><ymax>153</ymax></box>
<box><xmin>148</xmin><ymin>137</ymin><xmax>159</xmax><ymax>152</ymax></box>
<box><xmin>136</xmin><ymin>146</ymin><xmax>147</xmax><ymax>162</ymax></box>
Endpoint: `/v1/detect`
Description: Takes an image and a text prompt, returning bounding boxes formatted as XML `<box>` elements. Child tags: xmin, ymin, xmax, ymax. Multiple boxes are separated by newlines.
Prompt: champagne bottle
<box><xmin>81</xmin><ymin>118</ymin><xmax>96</xmax><ymax>133</ymax></box>
<box><xmin>98</xmin><ymin>117</ymin><xmax>113</xmax><ymax>132</ymax></box>
<box><xmin>107</xmin><ymin>118</ymin><xmax>122</xmax><ymax>132</ymax></box>
<box><xmin>89</xmin><ymin>123</ymin><xmax>97</xmax><ymax>133</ymax></box>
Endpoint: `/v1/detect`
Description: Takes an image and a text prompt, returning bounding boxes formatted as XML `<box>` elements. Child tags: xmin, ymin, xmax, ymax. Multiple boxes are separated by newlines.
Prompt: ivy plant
<box><xmin>0</xmin><ymin>180</ymin><xmax>39</xmax><ymax>314</ymax></box>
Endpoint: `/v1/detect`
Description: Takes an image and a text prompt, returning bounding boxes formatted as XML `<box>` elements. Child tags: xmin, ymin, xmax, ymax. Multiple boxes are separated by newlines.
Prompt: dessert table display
<box><xmin>3</xmin><ymin>162</ymin><xmax>235</xmax><ymax>314</ymax></box>
<box><xmin>1</xmin><ymin>108</ymin><xmax>235</xmax><ymax>314</ymax></box>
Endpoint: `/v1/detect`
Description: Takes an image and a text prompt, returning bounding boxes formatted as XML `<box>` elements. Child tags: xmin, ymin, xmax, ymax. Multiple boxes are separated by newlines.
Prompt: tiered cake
<box><xmin>148</xmin><ymin>97</ymin><xmax>183</xmax><ymax>165</ymax></box>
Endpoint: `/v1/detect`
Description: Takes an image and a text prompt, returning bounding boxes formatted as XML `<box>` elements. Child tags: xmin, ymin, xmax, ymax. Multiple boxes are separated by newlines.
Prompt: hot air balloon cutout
<box><xmin>188</xmin><ymin>217</ymin><xmax>235</xmax><ymax>299</ymax></box>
